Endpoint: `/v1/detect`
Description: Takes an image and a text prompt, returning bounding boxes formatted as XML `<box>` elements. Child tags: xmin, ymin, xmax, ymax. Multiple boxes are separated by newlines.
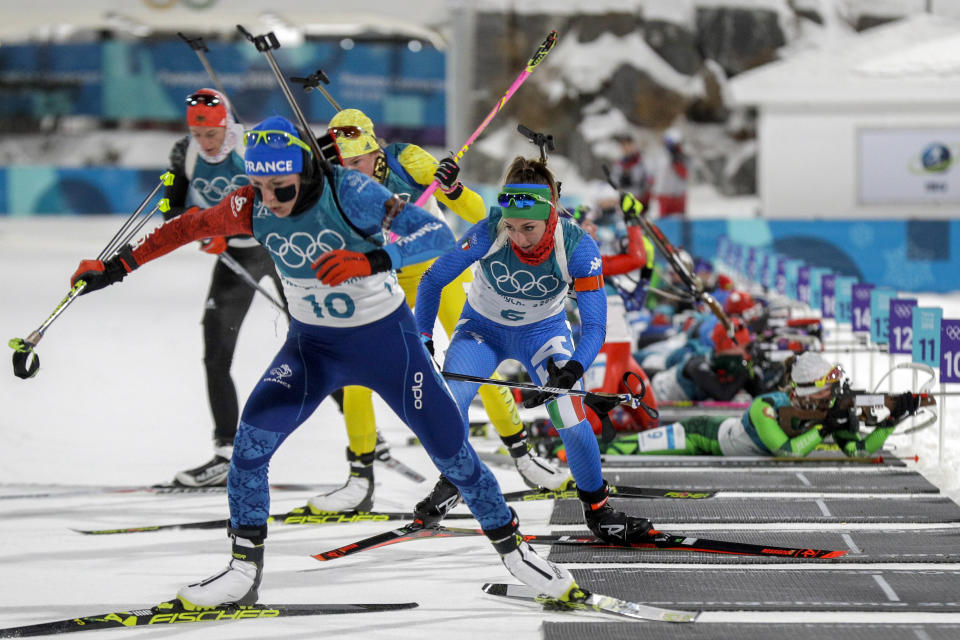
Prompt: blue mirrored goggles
<box><xmin>497</xmin><ymin>192</ymin><xmax>551</xmax><ymax>209</ymax></box>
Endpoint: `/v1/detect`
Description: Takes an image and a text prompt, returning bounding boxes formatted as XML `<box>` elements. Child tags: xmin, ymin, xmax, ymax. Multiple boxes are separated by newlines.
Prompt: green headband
<box><xmin>498</xmin><ymin>184</ymin><xmax>554</xmax><ymax>220</ymax></box>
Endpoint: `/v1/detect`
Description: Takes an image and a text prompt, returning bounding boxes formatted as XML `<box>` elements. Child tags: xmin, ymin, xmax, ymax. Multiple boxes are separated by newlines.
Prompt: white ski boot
<box><xmin>177</xmin><ymin>526</ymin><xmax>265</xmax><ymax>610</ymax></box>
<box><xmin>486</xmin><ymin>509</ymin><xmax>579</xmax><ymax>600</ymax></box>
<box><xmin>501</xmin><ymin>430</ymin><xmax>570</xmax><ymax>490</ymax></box>
<box><xmin>173</xmin><ymin>441</ymin><xmax>233</xmax><ymax>487</ymax></box>
<box><xmin>308</xmin><ymin>448</ymin><xmax>374</xmax><ymax>513</ymax></box>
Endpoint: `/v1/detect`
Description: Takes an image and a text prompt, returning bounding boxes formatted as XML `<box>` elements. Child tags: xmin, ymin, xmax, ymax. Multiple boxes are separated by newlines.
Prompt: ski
<box><xmin>73</xmin><ymin>508</ymin><xmax>475</xmax><ymax>536</ymax></box>
<box><xmin>312</xmin><ymin>524</ymin><xmax>848</xmax><ymax>562</ymax></box>
<box><xmin>482</xmin><ymin>583</ymin><xmax>699</xmax><ymax>623</ymax></box>
<box><xmin>0</xmin><ymin>482</ymin><xmax>326</xmax><ymax>501</ymax></box>
<box><xmin>0</xmin><ymin>599</ymin><xmax>418</xmax><ymax>637</ymax></box>
<box><xmin>313</xmin><ymin>521</ymin><xmax>476</xmax><ymax>561</ymax></box>
<box><xmin>502</xmin><ymin>484</ymin><xmax>714</xmax><ymax>502</ymax></box>
<box><xmin>374</xmin><ymin>449</ymin><xmax>426</xmax><ymax>483</ymax></box>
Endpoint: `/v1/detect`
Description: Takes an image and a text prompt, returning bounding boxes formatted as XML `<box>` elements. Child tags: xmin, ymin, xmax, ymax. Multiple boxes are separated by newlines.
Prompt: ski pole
<box><xmin>413</xmin><ymin>30</ymin><xmax>558</xmax><ymax>208</ymax></box>
<box><xmin>441</xmin><ymin>371</ymin><xmax>658</xmax><ymax>420</ymax></box>
<box><xmin>216</xmin><ymin>252</ymin><xmax>286</xmax><ymax>313</ymax></box>
<box><xmin>289</xmin><ymin>68</ymin><xmax>342</xmax><ymax>111</ymax></box>
<box><xmin>8</xmin><ymin>173</ymin><xmax>174</xmax><ymax>379</ymax></box>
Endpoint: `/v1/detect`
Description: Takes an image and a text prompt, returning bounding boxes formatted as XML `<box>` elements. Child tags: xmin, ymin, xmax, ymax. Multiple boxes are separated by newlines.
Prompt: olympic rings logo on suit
<box><xmin>192</xmin><ymin>175</ymin><xmax>250</xmax><ymax>204</ymax></box>
<box><xmin>264</xmin><ymin>229</ymin><xmax>346</xmax><ymax>268</ymax></box>
<box><xmin>488</xmin><ymin>260</ymin><xmax>562</xmax><ymax>299</ymax></box>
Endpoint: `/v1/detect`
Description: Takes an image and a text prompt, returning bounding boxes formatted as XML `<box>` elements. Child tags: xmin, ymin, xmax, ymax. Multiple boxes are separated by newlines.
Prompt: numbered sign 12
<box><xmin>889</xmin><ymin>298</ymin><xmax>917</xmax><ymax>355</ymax></box>
<box><xmin>869</xmin><ymin>288</ymin><xmax>896</xmax><ymax>344</ymax></box>
<box><xmin>912</xmin><ymin>307</ymin><xmax>941</xmax><ymax>368</ymax></box>
<box><xmin>821</xmin><ymin>274</ymin><xmax>836</xmax><ymax>319</ymax></box>
<box><xmin>851</xmin><ymin>283</ymin><xmax>875</xmax><ymax>333</ymax></box>
<box><xmin>941</xmin><ymin>319</ymin><xmax>960</xmax><ymax>383</ymax></box>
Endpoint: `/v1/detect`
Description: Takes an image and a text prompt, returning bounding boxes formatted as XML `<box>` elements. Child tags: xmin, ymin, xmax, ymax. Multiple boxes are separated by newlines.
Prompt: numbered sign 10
<box><xmin>821</xmin><ymin>274</ymin><xmax>836</xmax><ymax>319</ymax></box>
<box><xmin>941</xmin><ymin>319</ymin><xmax>960</xmax><ymax>383</ymax></box>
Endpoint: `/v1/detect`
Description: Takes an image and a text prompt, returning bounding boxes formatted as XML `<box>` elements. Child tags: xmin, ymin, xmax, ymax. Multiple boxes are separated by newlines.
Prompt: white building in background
<box><xmin>729</xmin><ymin>14</ymin><xmax>960</xmax><ymax>219</ymax></box>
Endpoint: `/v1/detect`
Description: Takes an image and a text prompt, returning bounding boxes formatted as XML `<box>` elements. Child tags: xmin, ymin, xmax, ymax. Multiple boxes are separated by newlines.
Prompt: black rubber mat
<box><xmin>603</xmin><ymin>469</ymin><xmax>938</xmax><ymax>493</ymax></box>
<box><xmin>570</xmin><ymin>567</ymin><xmax>960</xmax><ymax>611</ymax></box>
<box><xmin>600</xmin><ymin>452</ymin><xmax>907</xmax><ymax>467</ymax></box>
<box><xmin>550</xmin><ymin>496</ymin><xmax>960</xmax><ymax>524</ymax></box>
<box><xmin>543</xmin><ymin>622</ymin><xmax>960</xmax><ymax>640</ymax></box>
<box><xmin>546</xmin><ymin>528</ymin><xmax>960</xmax><ymax>564</ymax></box>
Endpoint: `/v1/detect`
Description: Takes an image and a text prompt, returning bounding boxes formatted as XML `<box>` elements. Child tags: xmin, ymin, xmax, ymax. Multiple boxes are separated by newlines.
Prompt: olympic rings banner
<box><xmin>0</xmin><ymin>37</ymin><xmax>445</xmax><ymax>145</ymax></box>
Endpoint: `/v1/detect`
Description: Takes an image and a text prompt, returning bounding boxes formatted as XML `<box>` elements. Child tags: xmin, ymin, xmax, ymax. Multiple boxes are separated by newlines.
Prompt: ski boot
<box><xmin>501</xmin><ymin>430</ymin><xmax>570</xmax><ymax>490</ymax></box>
<box><xmin>486</xmin><ymin>508</ymin><xmax>579</xmax><ymax>600</ymax></box>
<box><xmin>177</xmin><ymin>525</ymin><xmax>265</xmax><ymax>609</ymax></box>
<box><xmin>412</xmin><ymin>475</ymin><xmax>461</xmax><ymax>527</ymax></box>
<box><xmin>308</xmin><ymin>448</ymin><xmax>375</xmax><ymax>513</ymax></box>
<box><xmin>173</xmin><ymin>440</ymin><xmax>232</xmax><ymax>487</ymax></box>
<box><xmin>579</xmin><ymin>481</ymin><xmax>653</xmax><ymax>544</ymax></box>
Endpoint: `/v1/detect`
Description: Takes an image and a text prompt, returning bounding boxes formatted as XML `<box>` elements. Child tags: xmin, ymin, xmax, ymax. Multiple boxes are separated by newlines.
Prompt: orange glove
<box><xmin>312</xmin><ymin>249</ymin><xmax>391</xmax><ymax>286</ymax></box>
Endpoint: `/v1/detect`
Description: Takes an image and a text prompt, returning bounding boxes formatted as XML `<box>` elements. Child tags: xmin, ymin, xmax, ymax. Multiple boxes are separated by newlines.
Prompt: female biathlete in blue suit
<box><xmin>414</xmin><ymin>156</ymin><xmax>654</xmax><ymax>544</ymax></box>
<box><xmin>70</xmin><ymin>117</ymin><xmax>581</xmax><ymax>609</ymax></box>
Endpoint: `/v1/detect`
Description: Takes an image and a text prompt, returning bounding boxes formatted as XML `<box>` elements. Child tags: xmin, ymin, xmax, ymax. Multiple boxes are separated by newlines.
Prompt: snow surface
<box><xmin>2</xmin><ymin>215</ymin><xmax>960</xmax><ymax>638</ymax></box>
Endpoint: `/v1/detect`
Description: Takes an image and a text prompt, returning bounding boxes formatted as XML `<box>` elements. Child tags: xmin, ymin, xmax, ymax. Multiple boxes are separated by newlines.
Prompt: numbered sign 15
<box><xmin>834</xmin><ymin>276</ymin><xmax>858</xmax><ymax>324</ymax></box>
<box><xmin>889</xmin><ymin>298</ymin><xmax>917</xmax><ymax>355</ymax></box>
<box><xmin>912</xmin><ymin>307</ymin><xmax>942</xmax><ymax>368</ymax></box>
<box><xmin>851</xmin><ymin>283</ymin><xmax>875</xmax><ymax>333</ymax></box>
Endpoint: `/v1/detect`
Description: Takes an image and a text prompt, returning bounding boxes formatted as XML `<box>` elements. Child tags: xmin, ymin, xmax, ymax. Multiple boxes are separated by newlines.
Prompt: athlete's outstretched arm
<box><xmin>335</xmin><ymin>169</ymin><xmax>454</xmax><ymax>268</ymax></box>
<box><xmin>415</xmin><ymin>220</ymin><xmax>490</xmax><ymax>338</ymax></box>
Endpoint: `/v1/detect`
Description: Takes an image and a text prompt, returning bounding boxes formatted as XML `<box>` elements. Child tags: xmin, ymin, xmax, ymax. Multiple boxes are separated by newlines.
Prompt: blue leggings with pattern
<box><xmin>228</xmin><ymin>303</ymin><xmax>511</xmax><ymax>530</ymax></box>
<box><xmin>443</xmin><ymin>304</ymin><xmax>604</xmax><ymax>493</ymax></box>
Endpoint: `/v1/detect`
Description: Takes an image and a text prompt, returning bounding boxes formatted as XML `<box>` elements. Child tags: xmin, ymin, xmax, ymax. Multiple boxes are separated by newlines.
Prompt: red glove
<box><xmin>70</xmin><ymin>246</ymin><xmax>138</xmax><ymax>295</ymax></box>
<box><xmin>200</xmin><ymin>237</ymin><xmax>228</xmax><ymax>254</ymax></box>
<box><xmin>312</xmin><ymin>249</ymin><xmax>392</xmax><ymax>286</ymax></box>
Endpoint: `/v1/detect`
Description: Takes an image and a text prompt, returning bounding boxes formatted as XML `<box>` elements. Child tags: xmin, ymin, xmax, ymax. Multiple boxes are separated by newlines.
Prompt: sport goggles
<box><xmin>328</xmin><ymin>125</ymin><xmax>368</xmax><ymax>139</ymax></box>
<box><xmin>185</xmin><ymin>93</ymin><xmax>221</xmax><ymax>107</ymax></box>
<box><xmin>497</xmin><ymin>192</ymin><xmax>552</xmax><ymax>209</ymax></box>
<box><xmin>792</xmin><ymin>364</ymin><xmax>844</xmax><ymax>391</ymax></box>
<box><xmin>243</xmin><ymin>130</ymin><xmax>313</xmax><ymax>155</ymax></box>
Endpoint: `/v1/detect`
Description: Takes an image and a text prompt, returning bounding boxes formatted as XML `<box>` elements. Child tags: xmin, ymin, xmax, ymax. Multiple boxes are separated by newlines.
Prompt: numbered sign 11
<box><xmin>821</xmin><ymin>274</ymin><xmax>836</xmax><ymax>319</ymax></box>
<box><xmin>851</xmin><ymin>283</ymin><xmax>875</xmax><ymax>333</ymax></box>
<box><xmin>941</xmin><ymin>319</ymin><xmax>960</xmax><ymax>383</ymax></box>
<box><xmin>869</xmin><ymin>288</ymin><xmax>896</xmax><ymax>344</ymax></box>
<box><xmin>889</xmin><ymin>298</ymin><xmax>917</xmax><ymax>355</ymax></box>
<box><xmin>912</xmin><ymin>307</ymin><xmax>941</xmax><ymax>368</ymax></box>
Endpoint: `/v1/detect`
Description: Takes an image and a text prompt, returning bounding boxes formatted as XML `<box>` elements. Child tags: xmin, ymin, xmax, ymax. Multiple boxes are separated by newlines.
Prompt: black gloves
<box><xmin>434</xmin><ymin>157</ymin><xmax>464</xmax><ymax>199</ymax></box>
<box><xmin>70</xmin><ymin>246</ymin><xmax>138</xmax><ymax>295</ymax></box>
<box><xmin>890</xmin><ymin>392</ymin><xmax>921</xmax><ymax>421</ymax></box>
<box><xmin>820</xmin><ymin>405</ymin><xmax>858</xmax><ymax>437</ymax></box>
<box><xmin>523</xmin><ymin>358</ymin><xmax>584</xmax><ymax>408</ymax></box>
